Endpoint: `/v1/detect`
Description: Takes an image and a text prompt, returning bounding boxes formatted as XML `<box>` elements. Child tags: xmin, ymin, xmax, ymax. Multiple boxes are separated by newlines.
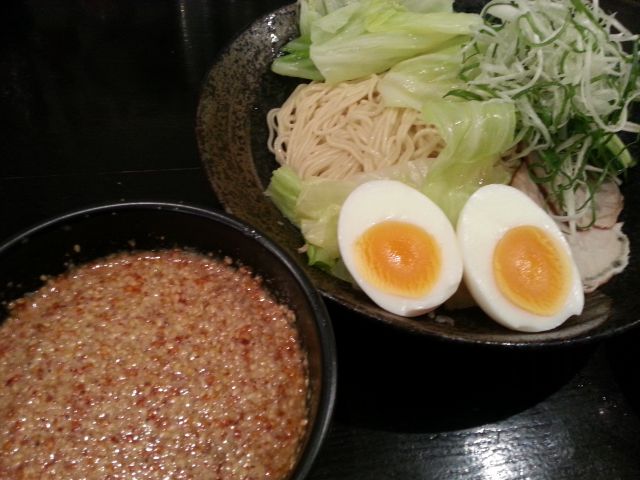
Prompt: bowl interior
<box><xmin>0</xmin><ymin>202</ymin><xmax>336</xmax><ymax>480</ymax></box>
<box><xmin>195</xmin><ymin>1</ymin><xmax>640</xmax><ymax>346</ymax></box>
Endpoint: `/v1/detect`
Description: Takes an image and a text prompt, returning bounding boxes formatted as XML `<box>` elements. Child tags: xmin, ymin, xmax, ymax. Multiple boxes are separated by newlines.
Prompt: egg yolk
<box><xmin>354</xmin><ymin>220</ymin><xmax>441</xmax><ymax>298</ymax></box>
<box><xmin>493</xmin><ymin>225</ymin><xmax>571</xmax><ymax>316</ymax></box>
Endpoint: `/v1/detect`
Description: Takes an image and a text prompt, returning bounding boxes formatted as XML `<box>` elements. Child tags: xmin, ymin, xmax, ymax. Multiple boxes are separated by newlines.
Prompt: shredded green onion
<box><xmin>454</xmin><ymin>0</ymin><xmax>640</xmax><ymax>230</ymax></box>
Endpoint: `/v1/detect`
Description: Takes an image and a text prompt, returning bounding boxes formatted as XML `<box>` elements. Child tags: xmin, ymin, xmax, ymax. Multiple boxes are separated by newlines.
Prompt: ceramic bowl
<box><xmin>196</xmin><ymin>1</ymin><xmax>640</xmax><ymax>346</ymax></box>
<box><xmin>0</xmin><ymin>201</ymin><xmax>337</xmax><ymax>479</ymax></box>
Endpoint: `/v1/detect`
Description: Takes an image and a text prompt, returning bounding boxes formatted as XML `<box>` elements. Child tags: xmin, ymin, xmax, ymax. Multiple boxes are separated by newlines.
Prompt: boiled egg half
<box><xmin>457</xmin><ymin>184</ymin><xmax>584</xmax><ymax>332</ymax></box>
<box><xmin>337</xmin><ymin>180</ymin><xmax>463</xmax><ymax>316</ymax></box>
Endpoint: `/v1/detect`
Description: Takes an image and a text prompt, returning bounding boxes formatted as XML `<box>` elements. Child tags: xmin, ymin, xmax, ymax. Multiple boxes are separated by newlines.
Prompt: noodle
<box><xmin>267</xmin><ymin>75</ymin><xmax>444</xmax><ymax>180</ymax></box>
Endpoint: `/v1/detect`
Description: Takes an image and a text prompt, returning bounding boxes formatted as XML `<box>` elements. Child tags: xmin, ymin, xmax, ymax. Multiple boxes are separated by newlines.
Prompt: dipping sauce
<box><xmin>0</xmin><ymin>250</ymin><xmax>309</xmax><ymax>479</ymax></box>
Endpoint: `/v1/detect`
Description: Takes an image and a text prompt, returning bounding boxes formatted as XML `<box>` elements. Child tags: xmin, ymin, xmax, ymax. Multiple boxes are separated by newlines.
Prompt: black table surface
<box><xmin>2</xmin><ymin>1</ymin><xmax>640</xmax><ymax>478</ymax></box>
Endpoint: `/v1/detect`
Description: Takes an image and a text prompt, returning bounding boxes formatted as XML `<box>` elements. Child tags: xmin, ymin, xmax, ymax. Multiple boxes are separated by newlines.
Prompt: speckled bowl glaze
<box><xmin>196</xmin><ymin>1</ymin><xmax>640</xmax><ymax>346</ymax></box>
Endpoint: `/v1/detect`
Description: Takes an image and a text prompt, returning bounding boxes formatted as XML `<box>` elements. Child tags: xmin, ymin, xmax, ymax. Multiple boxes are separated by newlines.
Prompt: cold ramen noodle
<box><xmin>265</xmin><ymin>0</ymin><xmax>639</xmax><ymax>332</ymax></box>
<box><xmin>0</xmin><ymin>250</ymin><xmax>309</xmax><ymax>479</ymax></box>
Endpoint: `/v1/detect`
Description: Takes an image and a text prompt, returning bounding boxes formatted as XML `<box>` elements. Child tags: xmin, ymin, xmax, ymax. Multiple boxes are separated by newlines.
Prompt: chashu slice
<box><xmin>563</xmin><ymin>223</ymin><xmax>630</xmax><ymax>293</ymax></box>
<box><xmin>510</xmin><ymin>162</ymin><xmax>630</xmax><ymax>292</ymax></box>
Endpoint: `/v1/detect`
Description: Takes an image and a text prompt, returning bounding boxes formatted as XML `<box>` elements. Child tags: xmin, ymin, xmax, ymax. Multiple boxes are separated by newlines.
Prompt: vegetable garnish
<box><xmin>420</xmin><ymin>99</ymin><xmax>517</xmax><ymax>223</ymax></box>
<box><xmin>451</xmin><ymin>0</ymin><xmax>640</xmax><ymax>231</ymax></box>
<box><xmin>272</xmin><ymin>0</ymin><xmax>481</xmax><ymax>83</ymax></box>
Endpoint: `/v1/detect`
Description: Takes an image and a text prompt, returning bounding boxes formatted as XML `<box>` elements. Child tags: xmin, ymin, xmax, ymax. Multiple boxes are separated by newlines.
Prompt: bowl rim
<box><xmin>0</xmin><ymin>201</ymin><xmax>337</xmax><ymax>480</ymax></box>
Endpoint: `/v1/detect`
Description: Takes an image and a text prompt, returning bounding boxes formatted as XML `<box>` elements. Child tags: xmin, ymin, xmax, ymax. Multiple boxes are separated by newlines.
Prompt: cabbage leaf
<box><xmin>266</xmin><ymin>166</ymin><xmax>355</xmax><ymax>269</ymax></box>
<box><xmin>421</xmin><ymin>99</ymin><xmax>517</xmax><ymax>223</ymax></box>
<box><xmin>272</xmin><ymin>0</ymin><xmax>481</xmax><ymax>83</ymax></box>
<box><xmin>378</xmin><ymin>43</ymin><xmax>465</xmax><ymax>110</ymax></box>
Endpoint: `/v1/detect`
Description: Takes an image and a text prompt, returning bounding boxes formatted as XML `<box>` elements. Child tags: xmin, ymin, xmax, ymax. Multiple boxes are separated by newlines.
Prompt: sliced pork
<box><xmin>510</xmin><ymin>161</ymin><xmax>629</xmax><ymax>292</ymax></box>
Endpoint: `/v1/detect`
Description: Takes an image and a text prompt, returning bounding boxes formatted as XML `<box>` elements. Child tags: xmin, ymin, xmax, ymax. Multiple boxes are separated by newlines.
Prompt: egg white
<box><xmin>338</xmin><ymin>180</ymin><xmax>463</xmax><ymax>317</ymax></box>
<box><xmin>457</xmin><ymin>184</ymin><xmax>584</xmax><ymax>332</ymax></box>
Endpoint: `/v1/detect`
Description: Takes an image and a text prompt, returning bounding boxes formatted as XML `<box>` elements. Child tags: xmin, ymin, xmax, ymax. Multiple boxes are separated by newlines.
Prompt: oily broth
<box><xmin>0</xmin><ymin>249</ymin><xmax>309</xmax><ymax>479</ymax></box>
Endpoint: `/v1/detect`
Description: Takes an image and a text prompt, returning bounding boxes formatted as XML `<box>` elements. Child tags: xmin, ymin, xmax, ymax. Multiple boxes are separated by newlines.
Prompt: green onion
<box><xmin>457</xmin><ymin>0</ymin><xmax>640</xmax><ymax>228</ymax></box>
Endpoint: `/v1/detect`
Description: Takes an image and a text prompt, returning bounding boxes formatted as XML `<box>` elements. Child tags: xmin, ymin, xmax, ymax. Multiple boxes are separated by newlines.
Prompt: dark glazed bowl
<box><xmin>0</xmin><ymin>202</ymin><xmax>337</xmax><ymax>480</ymax></box>
<box><xmin>196</xmin><ymin>0</ymin><xmax>640</xmax><ymax>347</ymax></box>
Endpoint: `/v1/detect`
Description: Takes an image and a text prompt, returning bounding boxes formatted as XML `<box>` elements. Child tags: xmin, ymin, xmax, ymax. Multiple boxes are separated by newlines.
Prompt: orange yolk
<box><xmin>493</xmin><ymin>225</ymin><xmax>570</xmax><ymax>316</ymax></box>
<box><xmin>354</xmin><ymin>220</ymin><xmax>441</xmax><ymax>298</ymax></box>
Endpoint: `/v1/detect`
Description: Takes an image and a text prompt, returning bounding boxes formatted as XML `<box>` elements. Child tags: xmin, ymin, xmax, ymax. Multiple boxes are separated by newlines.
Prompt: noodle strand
<box><xmin>267</xmin><ymin>75</ymin><xmax>445</xmax><ymax>180</ymax></box>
